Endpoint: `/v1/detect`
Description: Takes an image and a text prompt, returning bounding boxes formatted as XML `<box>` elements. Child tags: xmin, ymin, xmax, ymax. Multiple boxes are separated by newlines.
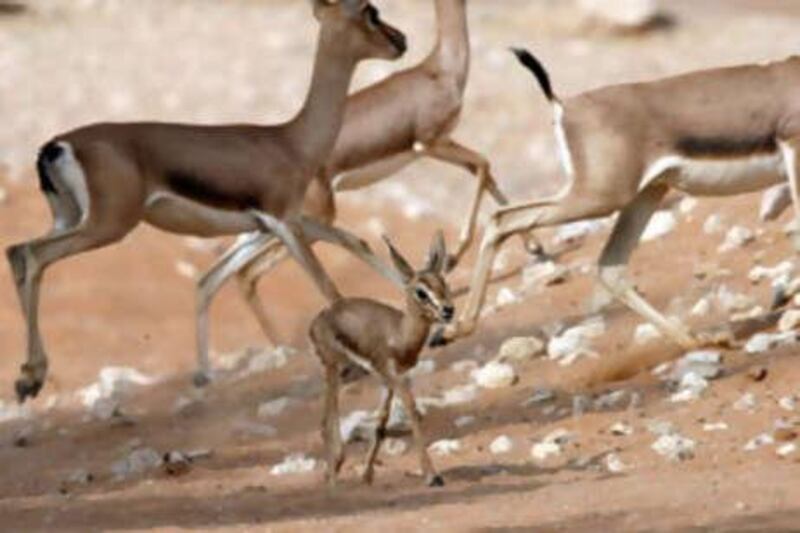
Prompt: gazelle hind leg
<box><xmin>194</xmin><ymin>231</ymin><xmax>277</xmax><ymax>386</ymax></box>
<box><xmin>321</xmin><ymin>362</ymin><xmax>344</xmax><ymax>487</ymax></box>
<box><xmin>779</xmin><ymin>140</ymin><xmax>800</xmax><ymax>252</ymax></box>
<box><xmin>390</xmin><ymin>375</ymin><xmax>441</xmax><ymax>487</ymax></box>
<box><xmin>362</xmin><ymin>387</ymin><xmax>393</xmax><ymax>485</ymax></box>
<box><xmin>596</xmin><ymin>185</ymin><xmax>696</xmax><ymax>349</ymax></box>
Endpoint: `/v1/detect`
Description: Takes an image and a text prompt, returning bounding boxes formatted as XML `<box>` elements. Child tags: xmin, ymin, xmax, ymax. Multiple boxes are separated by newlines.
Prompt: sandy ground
<box><xmin>1</xmin><ymin>0</ymin><xmax>800</xmax><ymax>531</ymax></box>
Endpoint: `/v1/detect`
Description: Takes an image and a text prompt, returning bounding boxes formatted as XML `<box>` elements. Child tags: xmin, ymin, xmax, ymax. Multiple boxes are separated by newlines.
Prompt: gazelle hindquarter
<box><xmin>442</xmin><ymin>48</ymin><xmax>800</xmax><ymax>348</ymax></box>
<box><xmin>5</xmin><ymin>0</ymin><xmax>407</xmax><ymax>402</ymax></box>
<box><xmin>309</xmin><ymin>232</ymin><xmax>454</xmax><ymax>487</ymax></box>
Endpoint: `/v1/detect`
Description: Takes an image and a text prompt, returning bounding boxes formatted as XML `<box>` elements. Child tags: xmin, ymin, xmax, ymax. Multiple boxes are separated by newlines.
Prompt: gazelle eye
<box><xmin>415</xmin><ymin>288</ymin><xmax>429</xmax><ymax>302</ymax></box>
<box><xmin>364</xmin><ymin>5</ymin><xmax>379</xmax><ymax>27</ymax></box>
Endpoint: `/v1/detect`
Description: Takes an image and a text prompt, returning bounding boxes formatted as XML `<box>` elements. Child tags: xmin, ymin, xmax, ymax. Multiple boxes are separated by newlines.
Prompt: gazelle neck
<box><xmin>287</xmin><ymin>26</ymin><xmax>359</xmax><ymax>167</ymax></box>
<box><xmin>429</xmin><ymin>0</ymin><xmax>469</xmax><ymax>89</ymax></box>
<box><xmin>400</xmin><ymin>295</ymin><xmax>434</xmax><ymax>353</ymax></box>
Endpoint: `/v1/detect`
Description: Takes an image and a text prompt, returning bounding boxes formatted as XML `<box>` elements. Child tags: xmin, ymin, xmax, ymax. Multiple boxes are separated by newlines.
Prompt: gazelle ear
<box><xmin>383</xmin><ymin>235</ymin><xmax>415</xmax><ymax>283</ymax></box>
<box><xmin>426</xmin><ymin>230</ymin><xmax>447</xmax><ymax>274</ymax></box>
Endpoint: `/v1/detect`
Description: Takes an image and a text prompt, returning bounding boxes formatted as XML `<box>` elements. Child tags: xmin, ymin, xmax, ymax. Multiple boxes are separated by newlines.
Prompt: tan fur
<box><xmin>5</xmin><ymin>0</ymin><xmax>408</xmax><ymax>401</ymax></box>
<box><xmin>444</xmin><ymin>54</ymin><xmax>800</xmax><ymax>349</ymax></box>
<box><xmin>309</xmin><ymin>233</ymin><xmax>453</xmax><ymax>488</ymax></box>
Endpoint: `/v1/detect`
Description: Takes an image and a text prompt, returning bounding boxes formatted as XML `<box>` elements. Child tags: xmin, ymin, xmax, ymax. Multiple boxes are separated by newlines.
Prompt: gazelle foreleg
<box><xmin>362</xmin><ymin>386</ymin><xmax>393</xmax><ymax>485</ymax></box>
<box><xmin>424</xmin><ymin>139</ymin><xmax>510</xmax><ymax>269</ymax></box>
<box><xmin>596</xmin><ymin>185</ymin><xmax>696</xmax><ymax>349</ymax></box>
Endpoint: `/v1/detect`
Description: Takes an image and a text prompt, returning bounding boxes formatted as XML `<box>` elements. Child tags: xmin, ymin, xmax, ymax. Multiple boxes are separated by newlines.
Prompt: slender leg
<box><xmin>322</xmin><ymin>362</ymin><xmax>344</xmax><ymax>487</ymax></box>
<box><xmin>235</xmin><ymin>240</ymin><xmax>290</xmax><ymax>348</ymax></box>
<box><xmin>779</xmin><ymin>140</ymin><xmax>800</xmax><ymax>252</ymax></box>
<box><xmin>193</xmin><ymin>231</ymin><xmax>277</xmax><ymax>386</ymax></box>
<box><xmin>760</xmin><ymin>183</ymin><xmax>792</xmax><ymax>222</ymax></box>
<box><xmin>333</xmin><ymin>151</ymin><xmax>419</xmax><ymax>192</ymax></box>
<box><xmin>362</xmin><ymin>387</ymin><xmax>393</xmax><ymax>485</ymax></box>
<box><xmin>424</xmin><ymin>139</ymin><xmax>510</xmax><ymax>269</ymax></box>
<box><xmin>390</xmin><ymin>374</ymin><xmax>442</xmax><ymax>487</ymax></box>
<box><xmin>6</xmin><ymin>224</ymin><xmax>134</xmax><ymax>402</ymax></box>
<box><xmin>596</xmin><ymin>185</ymin><xmax>696</xmax><ymax>349</ymax></box>
<box><xmin>249</xmin><ymin>211</ymin><xmax>342</xmax><ymax>302</ymax></box>
<box><xmin>296</xmin><ymin>217</ymin><xmax>404</xmax><ymax>288</ymax></box>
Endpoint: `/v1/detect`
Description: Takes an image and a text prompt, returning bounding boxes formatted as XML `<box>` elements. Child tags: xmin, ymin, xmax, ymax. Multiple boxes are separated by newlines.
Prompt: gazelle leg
<box><xmin>194</xmin><ymin>231</ymin><xmax>277</xmax><ymax>386</ymax></box>
<box><xmin>322</xmin><ymin>362</ymin><xmax>344</xmax><ymax>487</ymax></box>
<box><xmin>596</xmin><ymin>185</ymin><xmax>696</xmax><ymax>349</ymax></box>
<box><xmin>296</xmin><ymin>217</ymin><xmax>404</xmax><ymax>288</ymax></box>
<box><xmin>235</xmin><ymin>240</ymin><xmax>290</xmax><ymax>348</ymax></box>
<box><xmin>779</xmin><ymin>140</ymin><xmax>800</xmax><ymax>252</ymax></box>
<box><xmin>332</xmin><ymin>151</ymin><xmax>418</xmax><ymax>192</ymax></box>
<box><xmin>250</xmin><ymin>211</ymin><xmax>342</xmax><ymax>303</ymax></box>
<box><xmin>425</xmin><ymin>139</ymin><xmax>509</xmax><ymax>269</ymax></box>
<box><xmin>6</xmin><ymin>224</ymin><xmax>134</xmax><ymax>402</ymax></box>
<box><xmin>390</xmin><ymin>374</ymin><xmax>442</xmax><ymax>487</ymax></box>
<box><xmin>362</xmin><ymin>387</ymin><xmax>393</xmax><ymax>485</ymax></box>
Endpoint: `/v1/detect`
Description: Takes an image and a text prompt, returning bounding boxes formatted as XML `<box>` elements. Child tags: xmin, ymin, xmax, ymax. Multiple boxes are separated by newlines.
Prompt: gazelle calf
<box><xmin>193</xmin><ymin>0</ymin><xmax>512</xmax><ymax>384</ymax></box>
<box><xmin>440</xmin><ymin>49</ymin><xmax>800</xmax><ymax>348</ymax></box>
<box><xmin>6</xmin><ymin>0</ymin><xmax>407</xmax><ymax>402</ymax></box>
<box><xmin>309</xmin><ymin>232</ymin><xmax>453</xmax><ymax>487</ymax></box>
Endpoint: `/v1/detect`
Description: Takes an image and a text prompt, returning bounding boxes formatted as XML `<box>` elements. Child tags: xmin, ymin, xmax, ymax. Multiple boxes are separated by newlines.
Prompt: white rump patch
<box><xmin>639</xmin><ymin>152</ymin><xmax>785</xmax><ymax>196</ymax></box>
<box><xmin>553</xmin><ymin>103</ymin><xmax>576</xmax><ymax>180</ymax></box>
<box><xmin>52</xmin><ymin>141</ymin><xmax>91</xmax><ymax>225</ymax></box>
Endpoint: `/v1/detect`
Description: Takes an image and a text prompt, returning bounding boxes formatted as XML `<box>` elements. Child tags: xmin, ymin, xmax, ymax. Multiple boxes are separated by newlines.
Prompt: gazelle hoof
<box><xmin>192</xmin><ymin>371</ymin><xmax>212</xmax><ymax>388</ymax></box>
<box><xmin>15</xmin><ymin>377</ymin><xmax>43</xmax><ymax>404</ymax></box>
<box><xmin>427</xmin><ymin>474</ymin><xmax>445</xmax><ymax>488</ymax></box>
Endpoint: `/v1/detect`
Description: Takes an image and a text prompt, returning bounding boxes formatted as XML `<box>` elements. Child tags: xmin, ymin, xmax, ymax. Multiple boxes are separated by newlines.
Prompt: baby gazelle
<box><xmin>310</xmin><ymin>232</ymin><xmax>454</xmax><ymax>488</ymax></box>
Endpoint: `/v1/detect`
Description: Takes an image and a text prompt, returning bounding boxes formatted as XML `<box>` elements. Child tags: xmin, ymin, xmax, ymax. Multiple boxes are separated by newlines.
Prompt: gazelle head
<box><xmin>384</xmin><ymin>231</ymin><xmax>455</xmax><ymax>324</ymax></box>
<box><xmin>312</xmin><ymin>0</ymin><xmax>407</xmax><ymax>61</ymax></box>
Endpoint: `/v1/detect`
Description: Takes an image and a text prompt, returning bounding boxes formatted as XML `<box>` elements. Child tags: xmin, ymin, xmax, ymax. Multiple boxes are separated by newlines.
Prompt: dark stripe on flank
<box><xmin>166</xmin><ymin>170</ymin><xmax>260</xmax><ymax>211</ymax></box>
<box><xmin>676</xmin><ymin>134</ymin><xmax>777</xmax><ymax>158</ymax></box>
<box><xmin>36</xmin><ymin>142</ymin><xmax>64</xmax><ymax>195</ymax></box>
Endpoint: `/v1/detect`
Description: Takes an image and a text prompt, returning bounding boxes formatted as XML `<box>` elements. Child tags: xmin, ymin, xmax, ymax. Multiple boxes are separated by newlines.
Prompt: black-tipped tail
<box><xmin>510</xmin><ymin>47</ymin><xmax>558</xmax><ymax>103</ymax></box>
<box><xmin>36</xmin><ymin>141</ymin><xmax>63</xmax><ymax>195</ymax></box>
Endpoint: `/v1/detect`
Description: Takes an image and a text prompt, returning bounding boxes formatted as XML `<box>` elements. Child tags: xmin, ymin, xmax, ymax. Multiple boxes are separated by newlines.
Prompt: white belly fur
<box><xmin>144</xmin><ymin>191</ymin><xmax>259</xmax><ymax>237</ymax></box>
<box><xmin>642</xmin><ymin>153</ymin><xmax>786</xmax><ymax>197</ymax></box>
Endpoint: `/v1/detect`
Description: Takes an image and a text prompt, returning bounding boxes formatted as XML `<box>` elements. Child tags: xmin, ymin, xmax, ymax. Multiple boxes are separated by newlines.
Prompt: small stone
<box><xmin>522</xmin><ymin>261</ymin><xmax>570</xmax><ymax>288</ymax></box>
<box><xmin>734</xmin><ymin>393</ymin><xmax>757</xmax><ymax>412</ymax></box>
<box><xmin>553</xmin><ymin>220</ymin><xmax>607</xmax><ymax>245</ymax></box>
<box><xmin>748</xmin><ymin>366</ymin><xmax>769</xmax><ymax>383</ymax></box>
<box><xmin>716</xmin><ymin>286</ymin><xmax>754</xmax><ymax>314</ymax></box>
<box><xmin>111</xmin><ymin>447</ymin><xmax>163</xmax><ymax>480</ymax></box>
<box><xmin>547</xmin><ymin>317</ymin><xmax>605</xmax><ymax>361</ymax></box>
<box><xmin>270</xmin><ymin>453</ymin><xmax>316</xmax><ymax>476</ymax></box>
<box><xmin>610</xmin><ymin>422</ymin><xmax>633</xmax><ymax>436</ymax></box>
<box><xmin>745</xmin><ymin>332</ymin><xmax>798</xmax><ymax>354</ymax></box>
<box><xmin>489</xmin><ymin>435</ymin><xmax>514</xmax><ymax>455</ymax></box>
<box><xmin>646</xmin><ymin>419</ymin><xmax>675</xmax><ymax>437</ymax></box>
<box><xmin>450</xmin><ymin>359</ymin><xmax>479</xmax><ymax>373</ymax></box>
<box><xmin>594</xmin><ymin>390</ymin><xmax>628</xmax><ymax>410</ymax></box>
<box><xmin>408</xmin><ymin>358</ymin><xmax>436</xmax><ymax>378</ymax></box>
<box><xmin>531</xmin><ymin>441</ymin><xmax>562</xmax><ymax>462</ymax></box>
<box><xmin>703</xmin><ymin>422</ymin><xmax>729</xmax><ymax>432</ymax></box>
<box><xmin>778</xmin><ymin>396</ymin><xmax>797</xmax><ymax>412</ymax></box>
<box><xmin>65</xmin><ymin>469</ymin><xmax>93</xmax><ymax>486</ymax></box>
<box><xmin>743</xmin><ymin>433</ymin><xmax>774</xmax><ymax>452</ymax></box>
<box><xmin>670</xmin><ymin>372</ymin><xmax>709</xmax><ymax>403</ymax></box>
<box><xmin>779</xmin><ymin>309</ymin><xmax>800</xmax><ymax>333</ymax></box>
<box><xmin>671</xmin><ymin>351</ymin><xmax>723</xmax><ymax>382</ymax></box>
<box><xmin>472</xmin><ymin>361</ymin><xmax>518</xmax><ymax>389</ymax></box>
<box><xmin>496</xmin><ymin>287</ymin><xmax>519</xmax><ymax>307</ymax></box>
<box><xmin>454</xmin><ymin>415</ymin><xmax>476</xmax><ymax>428</ymax></box>
<box><xmin>441</xmin><ymin>384</ymin><xmax>479</xmax><ymax>406</ymax></box>
<box><xmin>718</xmin><ymin>226</ymin><xmax>755</xmax><ymax>253</ymax></box>
<box><xmin>679</xmin><ymin>197</ymin><xmax>698</xmax><ymax>215</ymax></box>
<box><xmin>429</xmin><ymin>439</ymin><xmax>462</xmax><ymax>456</ymax></box>
<box><xmin>777</xmin><ymin>443</ymin><xmax>798</xmax><ymax>458</ymax></box>
<box><xmin>497</xmin><ymin>337</ymin><xmax>546</xmax><ymax>362</ymax></box>
<box><xmin>634</xmin><ymin>323</ymin><xmax>662</xmax><ymax>344</ymax></box>
<box><xmin>642</xmin><ymin>211</ymin><xmax>677</xmax><ymax>242</ymax></box>
<box><xmin>257</xmin><ymin>397</ymin><xmax>291</xmax><ymax>419</ymax></box>
<box><xmin>605</xmin><ymin>453</ymin><xmax>628</xmax><ymax>474</ymax></box>
<box><xmin>703</xmin><ymin>214</ymin><xmax>726</xmax><ymax>235</ymax></box>
<box><xmin>748</xmin><ymin>261</ymin><xmax>794</xmax><ymax>284</ymax></box>
<box><xmin>651</xmin><ymin>434</ymin><xmax>696</xmax><ymax>462</ymax></box>
<box><xmin>339</xmin><ymin>411</ymin><xmax>374</xmax><ymax>443</ymax></box>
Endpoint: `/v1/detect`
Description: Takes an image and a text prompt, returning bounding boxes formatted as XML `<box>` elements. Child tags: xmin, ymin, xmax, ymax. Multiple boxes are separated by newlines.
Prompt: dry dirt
<box><xmin>1</xmin><ymin>1</ymin><xmax>800</xmax><ymax>531</ymax></box>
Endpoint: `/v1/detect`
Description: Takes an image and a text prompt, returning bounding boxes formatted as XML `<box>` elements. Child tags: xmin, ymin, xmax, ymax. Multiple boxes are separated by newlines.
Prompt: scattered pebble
<box><xmin>733</xmin><ymin>393</ymin><xmax>757</xmax><ymax>412</ymax></box>
<box><xmin>779</xmin><ymin>309</ymin><xmax>800</xmax><ymax>333</ymax></box>
<box><xmin>496</xmin><ymin>287</ymin><xmax>520</xmax><ymax>307</ymax></box>
<box><xmin>690</xmin><ymin>297</ymin><xmax>712</xmax><ymax>317</ymax></box>
<box><xmin>429</xmin><ymin>439</ymin><xmax>462</xmax><ymax>456</ymax></box>
<box><xmin>521</xmin><ymin>261</ymin><xmax>570</xmax><ymax>288</ymax></box>
<box><xmin>642</xmin><ymin>211</ymin><xmax>677</xmax><ymax>242</ymax></box>
<box><xmin>718</xmin><ymin>226</ymin><xmax>755</xmax><ymax>252</ymax></box>
<box><xmin>610</xmin><ymin>422</ymin><xmax>633</xmax><ymax>436</ymax></box>
<box><xmin>703</xmin><ymin>422</ymin><xmax>729</xmax><ymax>432</ymax></box>
<box><xmin>777</xmin><ymin>442</ymin><xmax>798</xmax><ymax>458</ymax></box>
<box><xmin>745</xmin><ymin>332</ymin><xmax>798</xmax><ymax>354</ymax></box>
<box><xmin>270</xmin><ymin>453</ymin><xmax>316</xmax><ymax>476</ymax></box>
<box><xmin>651</xmin><ymin>433</ymin><xmax>696</xmax><ymax>462</ymax></box>
<box><xmin>605</xmin><ymin>453</ymin><xmax>629</xmax><ymax>474</ymax></box>
<box><xmin>594</xmin><ymin>390</ymin><xmax>628</xmax><ymax>411</ymax></box>
<box><xmin>531</xmin><ymin>441</ymin><xmax>562</xmax><ymax>462</ymax></box>
<box><xmin>671</xmin><ymin>350</ymin><xmax>723</xmax><ymax>382</ymax></box>
<box><xmin>497</xmin><ymin>336</ymin><xmax>545</xmax><ymax>362</ymax></box>
<box><xmin>553</xmin><ymin>220</ymin><xmax>607</xmax><ymax>245</ymax></box>
<box><xmin>339</xmin><ymin>410</ymin><xmax>374</xmax><ymax>443</ymax></box>
<box><xmin>634</xmin><ymin>323</ymin><xmax>662</xmax><ymax>344</ymax></box>
<box><xmin>472</xmin><ymin>361</ymin><xmax>518</xmax><ymax>389</ymax></box>
<box><xmin>748</xmin><ymin>261</ymin><xmax>794</xmax><ymax>284</ymax></box>
<box><xmin>257</xmin><ymin>397</ymin><xmax>291</xmax><ymax>419</ymax></box>
<box><xmin>778</xmin><ymin>396</ymin><xmax>797</xmax><ymax>412</ymax></box>
<box><xmin>384</xmin><ymin>438</ymin><xmax>408</xmax><ymax>457</ymax></box>
<box><xmin>111</xmin><ymin>447</ymin><xmax>163</xmax><ymax>480</ymax></box>
<box><xmin>454</xmin><ymin>415</ymin><xmax>476</xmax><ymax>428</ymax></box>
<box><xmin>703</xmin><ymin>214</ymin><xmax>726</xmax><ymax>235</ymax></box>
<box><xmin>548</xmin><ymin>317</ymin><xmax>605</xmax><ymax>362</ymax></box>
<box><xmin>78</xmin><ymin>367</ymin><xmax>157</xmax><ymax>420</ymax></box>
<box><xmin>646</xmin><ymin>419</ymin><xmax>675</xmax><ymax>437</ymax></box>
<box><xmin>408</xmin><ymin>358</ymin><xmax>436</xmax><ymax>378</ymax></box>
<box><xmin>441</xmin><ymin>384</ymin><xmax>479</xmax><ymax>406</ymax></box>
<box><xmin>489</xmin><ymin>435</ymin><xmax>514</xmax><ymax>455</ymax></box>
<box><xmin>578</xmin><ymin>0</ymin><xmax>662</xmax><ymax>29</ymax></box>
<box><xmin>670</xmin><ymin>372</ymin><xmax>709</xmax><ymax>403</ymax></box>
<box><xmin>743</xmin><ymin>433</ymin><xmax>774</xmax><ymax>452</ymax></box>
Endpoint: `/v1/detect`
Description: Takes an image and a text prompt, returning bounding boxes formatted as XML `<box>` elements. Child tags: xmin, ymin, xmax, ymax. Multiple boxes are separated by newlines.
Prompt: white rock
<box><xmin>646</xmin><ymin>419</ymin><xmax>676</xmax><ymax>437</ymax></box>
<box><xmin>778</xmin><ymin>396</ymin><xmax>797</xmax><ymax>412</ymax></box>
<box><xmin>578</xmin><ymin>0</ymin><xmax>661</xmax><ymax>28</ymax></box>
<box><xmin>78</xmin><ymin>367</ymin><xmax>157</xmax><ymax>420</ymax></box>
<box><xmin>760</xmin><ymin>184</ymin><xmax>792</xmax><ymax>222</ymax></box>
<box><xmin>111</xmin><ymin>447</ymin><xmax>162</xmax><ymax>480</ymax></box>
<box><xmin>270</xmin><ymin>453</ymin><xmax>317</xmax><ymax>476</ymax></box>
<box><xmin>779</xmin><ymin>309</ymin><xmax>800</xmax><ymax>333</ymax></box>
<box><xmin>651</xmin><ymin>434</ymin><xmax>696</xmax><ymax>462</ymax></box>
<box><xmin>531</xmin><ymin>441</ymin><xmax>562</xmax><ymax>462</ymax></box>
<box><xmin>745</xmin><ymin>332</ymin><xmax>798</xmax><ymax>354</ymax></box>
<box><xmin>690</xmin><ymin>297</ymin><xmax>712</xmax><ymax>317</ymax></box>
<box><xmin>257</xmin><ymin>397</ymin><xmax>291</xmax><ymax>419</ymax></box>
<box><xmin>489</xmin><ymin>435</ymin><xmax>514</xmax><ymax>455</ymax></box>
<box><xmin>472</xmin><ymin>361</ymin><xmax>517</xmax><ymax>389</ymax></box>
<box><xmin>594</xmin><ymin>390</ymin><xmax>629</xmax><ymax>410</ymax></box>
<box><xmin>748</xmin><ymin>261</ymin><xmax>794</xmax><ymax>284</ymax></box>
<box><xmin>442</xmin><ymin>384</ymin><xmax>479</xmax><ymax>406</ymax></box>
<box><xmin>175</xmin><ymin>260</ymin><xmax>199</xmax><ymax>280</ymax></box>
<box><xmin>454</xmin><ymin>415</ymin><xmax>476</xmax><ymax>428</ymax></box>
<box><xmin>634</xmin><ymin>323</ymin><xmax>662</xmax><ymax>344</ymax></box>
<box><xmin>703</xmin><ymin>422</ymin><xmax>729</xmax><ymax>432</ymax></box>
<box><xmin>718</xmin><ymin>226</ymin><xmax>755</xmax><ymax>253</ymax></box>
<box><xmin>495</xmin><ymin>287</ymin><xmax>519</xmax><ymax>307</ymax></box>
<box><xmin>642</xmin><ymin>211</ymin><xmax>677</xmax><ymax>242</ymax></box>
<box><xmin>733</xmin><ymin>393</ymin><xmax>757</xmax><ymax>412</ymax></box>
<box><xmin>743</xmin><ymin>433</ymin><xmax>774</xmax><ymax>452</ymax></box>
<box><xmin>679</xmin><ymin>197</ymin><xmax>699</xmax><ymax>215</ymax></box>
<box><xmin>716</xmin><ymin>286</ymin><xmax>754</xmax><ymax>314</ymax></box>
<box><xmin>339</xmin><ymin>410</ymin><xmax>374</xmax><ymax>443</ymax></box>
<box><xmin>777</xmin><ymin>442</ymin><xmax>798</xmax><ymax>458</ymax></box>
<box><xmin>542</xmin><ymin>428</ymin><xmax>573</xmax><ymax>445</ymax></box>
<box><xmin>408</xmin><ymin>358</ymin><xmax>436</xmax><ymax>378</ymax></box>
<box><xmin>244</xmin><ymin>346</ymin><xmax>292</xmax><ymax>375</ymax></box>
<box><xmin>553</xmin><ymin>219</ymin><xmax>607</xmax><ymax>245</ymax></box>
<box><xmin>703</xmin><ymin>214</ymin><xmax>726</xmax><ymax>235</ymax></box>
<box><xmin>429</xmin><ymin>439</ymin><xmax>462</xmax><ymax>456</ymax></box>
<box><xmin>670</xmin><ymin>372</ymin><xmax>709</xmax><ymax>403</ymax></box>
<box><xmin>671</xmin><ymin>351</ymin><xmax>722</xmax><ymax>382</ymax></box>
<box><xmin>610</xmin><ymin>422</ymin><xmax>634</xmax><ymax>436</ymax></box>
<box><xmin>384</xmin><ymin>438</ymin><xmax>408</xmax><ymax>457</ymax></box>
<box><xmin>497</xmin><ymin>336</ymin><xmax>546</xmax><ymax>362</ymax></box>
<box><xmin>522</xmin><ymin>261</ymin><xmax>570</xmax><ymax>288</ymax></box>
<box><xmin>605</xmin><ymin>453</ymin><xmax>628</xmax><ymax>473</ymax></box>
<box><xmin>450</xmin><ymin>360</ymin><xmax>479</xmax><ymax>373</ymax></box>
<box><xmin>548</xmin><ymin>317</ymin><xmax>605</xmax><ymax>361</ymax></box>
<box><xmin>231</xmin><ymin>420</ymin><xmax>278</xmax><ymax>438</ymax></box>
